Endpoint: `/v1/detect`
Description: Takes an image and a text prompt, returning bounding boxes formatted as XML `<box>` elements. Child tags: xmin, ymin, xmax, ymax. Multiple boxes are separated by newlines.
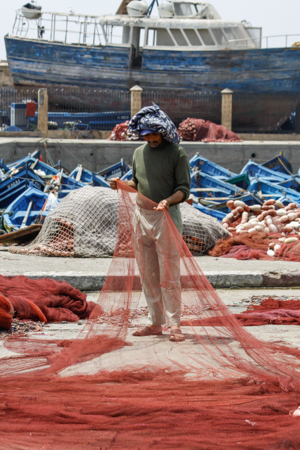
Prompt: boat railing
<box><xmin>228</xmin><ymin>34</ymin><xmax>300</xmax><ymax>49</ymax></box>
<box><xmin>12</xmin><ymin>9</ymin><xmax>107</xmax><ymax>46</ymax></box>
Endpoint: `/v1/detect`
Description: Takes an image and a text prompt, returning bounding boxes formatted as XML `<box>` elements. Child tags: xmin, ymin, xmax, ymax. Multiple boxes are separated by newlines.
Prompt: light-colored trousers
<box><xmin>134</xmin><ymin>205</ymin><xmax>183</xmax><ymax>327</ymax></box>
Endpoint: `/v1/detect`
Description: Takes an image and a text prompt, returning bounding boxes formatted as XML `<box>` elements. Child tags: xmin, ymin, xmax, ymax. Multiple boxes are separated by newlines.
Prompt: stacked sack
<box><xmin>221</xmin><ymin>199</ymin><xmax>300</xmax><ymax>256</ymax></box>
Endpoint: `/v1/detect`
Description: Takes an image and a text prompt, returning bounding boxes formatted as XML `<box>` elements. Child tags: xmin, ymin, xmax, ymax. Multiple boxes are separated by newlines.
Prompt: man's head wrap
<box><xmin>128</xmin><ymin>104</ymin><xmax>180</xmax><ymax>144</ymax></box>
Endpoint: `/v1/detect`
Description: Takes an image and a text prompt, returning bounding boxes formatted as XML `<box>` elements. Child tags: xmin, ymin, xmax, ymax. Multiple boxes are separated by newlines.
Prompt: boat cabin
<box><xmin>11</xmin><ymin>0</ymin><xmax>262</xmax><ymax>64</ymax></box>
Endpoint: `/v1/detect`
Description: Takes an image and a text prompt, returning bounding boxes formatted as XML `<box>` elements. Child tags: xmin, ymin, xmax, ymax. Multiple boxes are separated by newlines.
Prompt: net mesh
<box><xmin>9</xmin><ymin>186</ymin><xmax>228</xmax><ymax>257</ymax></box>
<box><xmin>2</xmin><ymin>182</ymin><xmax>300</xmax><ymax>449</ymax></box>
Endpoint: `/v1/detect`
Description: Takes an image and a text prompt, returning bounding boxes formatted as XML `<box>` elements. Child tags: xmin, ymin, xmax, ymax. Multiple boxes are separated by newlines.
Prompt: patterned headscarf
<box><xmin>128</xmin><ymin>104</ymin><xmax>180</xmax><ymax>144</ymax></box>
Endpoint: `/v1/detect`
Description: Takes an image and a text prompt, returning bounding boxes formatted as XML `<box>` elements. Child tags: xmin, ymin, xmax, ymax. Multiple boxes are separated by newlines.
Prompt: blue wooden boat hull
<box><xmin>0</xmin><ymin>164</ymin><xmax>45</xmax><ymax>209</ymax></box>
<box><xmin>191</xmin><ymin>171</ymin><xmax>241</xmax><ymax>196</ymax></box>
<box><xmin>5</xmin><ymin>37</ymin><xmax>300</xmax><ymax>93</ymax></box>
<box><xmin>190</xmin><ymin>187</ymin><xmax>232</xmax><ymax>199</ymax></box>
<box><xmin>262</xmin><ymin>154</ymin><xmax>293</xmax><ymax>175</ymax></box>
<box><xmin>249</xmin><ymin>179</ymin><xmax>300</xmax><ymax>204</ymax></box>
<box><xmin>6</xmin><ymin>150</ymin><xmax>41</xmax><ymax>170</ymax></box>
<box><xmin>69</xmin><ymin>166</ymin><xmax>110</xmax><ymax>187</ymax></box>
<box><xmin>241</xmin><ymin>160</ymin><xmax>291</xmax><ymax>181</ymax></box>
<box><xmin>7</xmin><ymin>157</ymin><xmax>59</xmax><ymax>178</ymax></box>
<box><xmin>120</xmin><ymin>169</ymin><xmax>133</xmax><ymax>181</ymax></box>
<box><xmin>3</xmin><ymin>186</ymin><xmax>50</xmax><ymax>232</ymax></box>
<box><xmin>98</xmin><ymin>160</ymin><xmax>131</xmax><ymax>181</ymax></box>
<box><xmin>5</xmin><ymin>36</ymin><xmax>300</xmax><ymax>131</ymax></box>
<box><xmin>192</xmin><ymin>203</ymin><xmax>226</xmax><ymax>222</ymax></box>
<box><xmin>189</xmin><ymin>154</ymin><xmax>236</xmax><ymax>179</ymax></box>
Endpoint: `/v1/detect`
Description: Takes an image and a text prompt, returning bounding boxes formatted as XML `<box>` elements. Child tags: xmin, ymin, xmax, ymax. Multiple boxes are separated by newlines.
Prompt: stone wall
<box><xmin>1</xmin><ymin>138</ymin><xmax>300</xmax><ymax>173</ymax></box>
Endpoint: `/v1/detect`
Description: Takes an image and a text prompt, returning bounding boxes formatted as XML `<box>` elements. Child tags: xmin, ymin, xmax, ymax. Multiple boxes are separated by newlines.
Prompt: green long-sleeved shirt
<box><xmin>132</xmin><ymin>140</ymin><xmax>190</xmax><ymax>204</ymax></box>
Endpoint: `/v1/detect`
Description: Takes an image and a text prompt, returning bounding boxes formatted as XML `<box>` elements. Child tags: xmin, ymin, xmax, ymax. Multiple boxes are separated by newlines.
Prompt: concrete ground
<box><xmin>1</xmin><ymin>250</ymin><xmax>300</xmax><ymax>289</ymax></box>
<box><xmin>1</xmin><ymin>250</ymin><xmax>300</xmax><ymax>379</ymax></box>
<box><xmin>1</xmin><ymin>287</ymin><xmax>300</xmax><ymax>379</ymax></box>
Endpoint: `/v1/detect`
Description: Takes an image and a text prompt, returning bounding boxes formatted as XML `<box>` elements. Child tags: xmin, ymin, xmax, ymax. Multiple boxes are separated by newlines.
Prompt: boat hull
<box><xmin>5</xmin><ymin>36</ymin><xmax>300</xmax><ymax>131</ymax></box>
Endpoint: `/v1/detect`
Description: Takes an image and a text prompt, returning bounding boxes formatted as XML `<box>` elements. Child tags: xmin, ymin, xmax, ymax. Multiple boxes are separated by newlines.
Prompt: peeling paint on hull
<box><xmin>5</xmin><ymin>36</ymin><xmax>300</xmax><ymax>130</ymax></box>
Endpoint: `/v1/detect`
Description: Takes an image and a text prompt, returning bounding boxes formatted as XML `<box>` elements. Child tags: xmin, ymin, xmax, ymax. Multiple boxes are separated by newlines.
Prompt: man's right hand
<box><xmin>110</xmin><ymin>177</ymin><xmax>120</xmax><ymax>190</ymax></box>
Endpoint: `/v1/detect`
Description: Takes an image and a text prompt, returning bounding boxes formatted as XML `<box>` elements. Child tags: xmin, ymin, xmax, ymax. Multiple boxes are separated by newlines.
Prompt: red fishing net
<box><xmin>108</xmin><ymin>120</ymin><xmax>139</xmax><ymax>141</ymax></box>
<box><xmin>181</xmin><ymin>298</ymin><xmax>300</xmax><ymax>327</ymax></box>
<box><xmin>1</xmin><ymin>182</ymin><xmax>300</xmax><ymax>449</ymax></box>
<box><xmin>0</xmin><ymin>275</ymin><xmax>95</xmax><ymax>326</ymax></box>
<box><xmin>178</xmin><ymin>118</ymin><xmax>242</xmax><ymax>142</ymax></box>
<box><xmin>209</xmin><ymin>232</ymin><xmax>300</xmax><ymax>261</ymax></box>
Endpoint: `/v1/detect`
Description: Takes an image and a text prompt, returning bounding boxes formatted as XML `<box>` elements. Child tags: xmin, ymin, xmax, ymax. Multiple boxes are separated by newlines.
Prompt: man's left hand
<box><xmin>154</xmin><ymin>200</ymin><xmax>169</xmax><ymax>211</ymax></box>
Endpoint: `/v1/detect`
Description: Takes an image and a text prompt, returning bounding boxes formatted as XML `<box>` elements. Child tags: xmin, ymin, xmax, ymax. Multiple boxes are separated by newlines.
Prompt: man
<box><xmin>110</xmin><ymin>105</ymin><xmax>190</xmax><ymax>342</ymax></box>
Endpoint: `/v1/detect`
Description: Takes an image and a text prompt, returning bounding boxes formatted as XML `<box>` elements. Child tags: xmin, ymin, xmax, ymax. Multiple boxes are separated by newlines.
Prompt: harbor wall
<box><xmin>1</xmin><ymin>138</ymin><xmax>300</xmax><ymax>173</ymax></box>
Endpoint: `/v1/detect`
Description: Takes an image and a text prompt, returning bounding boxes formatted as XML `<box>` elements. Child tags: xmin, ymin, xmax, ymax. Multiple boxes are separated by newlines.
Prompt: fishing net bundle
<box><xmin>2</xmin><ymin>182</ymin><xmax>300</xmax><ymax>449</ymax></box>
<box><xmin>209</xmin><ymin>232</ymin><xmax>300</xmax><ymax>261</ymax></box>
<box><xmin>108</xmin><ymin>120</ymin><xmax>139</xmax><ymax>141</ymax></box>
<box><xmin>178</xmin><ymin>118</ymin><xmax>242</xmax><ymax>142</ymax></box>
<box><xmin>0</xmin><ymin>276</ymin><xmax>95</xmax><ymax>326</ymax></box>
<box><xmin>9</xmin><ymin>186</ymin><xmax>228</xmax><ymax>257</ymax></box>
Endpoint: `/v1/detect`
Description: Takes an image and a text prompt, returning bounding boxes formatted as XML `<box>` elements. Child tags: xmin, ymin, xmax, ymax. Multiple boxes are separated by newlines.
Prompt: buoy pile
<box><xmin>221</xmin><ymin>199</ymin><xmax>300</xmax><ymax>256</ymax></box>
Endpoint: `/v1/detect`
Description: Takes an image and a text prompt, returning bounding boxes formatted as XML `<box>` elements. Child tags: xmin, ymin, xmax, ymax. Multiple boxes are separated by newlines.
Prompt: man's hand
<box><xmin>110</xmin><ymin>177</ymin><xmax>120</xmax><ymax>190</ymax></box>
<box><xmin>154</xmin><ymin>199</ymin><xmax>169</xmax><ymax>211</ymax></box>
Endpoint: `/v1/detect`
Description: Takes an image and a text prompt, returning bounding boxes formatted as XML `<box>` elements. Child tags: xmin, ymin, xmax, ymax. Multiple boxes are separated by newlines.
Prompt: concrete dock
<box><xmin>1</xmin><ymin>137</ymin><xmax>300</xmax><ymax>174</ymax></box>
<box><xmin>1</xmin><ymin>251</ymin><xmax>300</xmax><ymax>290</ymax></box>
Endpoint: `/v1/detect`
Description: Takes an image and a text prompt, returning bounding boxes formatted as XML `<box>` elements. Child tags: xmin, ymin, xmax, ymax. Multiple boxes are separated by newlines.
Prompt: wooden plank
<box><xmin>0</xmin><ymin>224</ymin><xmax>42</xmax><ymax>245</ymax></box>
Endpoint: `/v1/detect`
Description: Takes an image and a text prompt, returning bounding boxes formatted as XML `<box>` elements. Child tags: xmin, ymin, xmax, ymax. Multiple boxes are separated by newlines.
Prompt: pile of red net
<box><xmin>108</xmin><ymin>121</ymin><xmax>139</xmax><ymax>141</ymax></box>
<box><xmin>0</xmin><ymin>275</ymin><xmax>95</xmax><ymax>329</ymax></box>
<box><xmin>208</xmin><ymin>232</ymin><xmax>300</xmax><ymax>261</ymax></box>
<box><xmin>0</xmin><ymin>182</ymin><xmax>300</xmax><ymax>449</ymax></box>
<box><xmin>237</xmin><ymin>298</ymin><xmax>300</xmax><ymax>326</ymax></box>
<box><xmin>182</xmin><ymin>298</ymin><xmax>300</xmax><ymax>327</ymax></box>
<box><xmin>178</xmin><ymin>118</ymin><xmax>242</xmax><ymax>142</ymax></box>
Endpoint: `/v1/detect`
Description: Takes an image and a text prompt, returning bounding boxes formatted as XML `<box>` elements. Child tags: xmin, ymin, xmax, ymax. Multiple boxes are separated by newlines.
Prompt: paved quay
<box><xmin>1</xmin><ymin>250</ymin><xmax>300</xmax><ymax>289</ymax></box>
<box><xmin>2</xmin><ymin>288</ymin><xmax>299</xmax><ymax>377</ymax></box>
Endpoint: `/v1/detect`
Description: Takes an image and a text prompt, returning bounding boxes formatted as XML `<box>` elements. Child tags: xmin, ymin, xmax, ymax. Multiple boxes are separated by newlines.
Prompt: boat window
<box><xmin>184</xmin><ymin>29</ymin><xmax>202</xmax><ymax>46</ymax></box>
<box><xmin>197</xmin><ymin>29</ymin><xmax>215</xmax><ymax>45</ymax></box>
<box><xmin>122</xmin><ymin>26</ymin><xmax>130</xmax><ymax>44</ymax></box>
<box><xmin>139</xmin><ymin>28</ymin><xmax>145</xmax><ymax>47</ymax></box>
<box><xmin>174</xmin><ymin>2</ymin><xmax>198</xmax><ymax>16</ymax></box>
<box><xmin>231</xmin><ymin>26</ymin><xmax>245</xmax><ymax>40</ymax></box>
<box><xmin>211</xmin><ymin>28</ymin><xmax>226</xmax><ymax>45</ymax></box>
<box><xmin>223</xmin><ymin>27</ymin><xmax>236</xmax><ymax>43</ymax></box>
<box><xmin>170</xmin><ymin>28</ymin><xmax>188</xmax><ymax>46</ymax></box>
<box><xmin>105</xmin><ymin>25</ymin><xmax>129</xmax><ymax>44</ymax></box>
<box><xmin>146</xmin><ymin>28</ymin><xmax>174</xmax><ymax>46</ymax></box>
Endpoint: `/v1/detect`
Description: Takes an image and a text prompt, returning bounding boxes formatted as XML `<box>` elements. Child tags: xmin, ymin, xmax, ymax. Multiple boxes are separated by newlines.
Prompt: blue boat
<box><xmin>191</xmin><ymin>171</ymin><xmax>241</xmax><ymax>197</ymax></box>
<box><xmin>29</xmin><ymin>111</ymin><xmax>131</xmax><ymax>130</ymax></box>
<box><xmin>240</xmin><ymin>160</ymin><xmax>294</xmax><ymax>183</ymax></box>
<box><xmin>189</xmin><ymin>154</ymin><xmax>236</xmax><ymax>180</ymax></box>
<box><xmin>59</xmin><ymin>172</ymin><xmax>85</xmax><ymax>190</ymax></box>
<box><xmin>193</xmin><ymin>203</ymin><xmax>226</xmax><ymax>222</ymax></box>
<box><xmin>120</xmin><ymin>169</ymin><xmax>133</xmax><ymax>181</ymax></box>
<box><xmin>6</xmin><ymin>157</ymin><xmax>59</xmax><ymax>179</ymax></box>
<box><xmin>2</xmin><ymin>186</ymin><xmax>51</xmax><ymax>232</ymax></box>
<box><xmin>190</xmin><ymin>187</ymin><xmax>233</xmax><ymax>200</ymax></box>
<box><xmin>197</xmin><ymin>192</ymin><xmax>263</xmax><ymax>213</ymax></box>
<box><xmin>249</xmin><ymin>179</ymin><xmax>300</xmax><ymax>205</ymax></box>
<box><xmin>262</xmin><ymin>154</ymin><xmax>293</xmax><ymax>175</ymax></box>
<box><xmin>70</xmin><ymin>165</ymin><xmax>110</xmax><ymax>187</ymax></box>
<box><xmin>5</xmin><ymin>150</ymin><xmax>41</xmax><ymax>170</ymax></box>
<box><xmin>5</xmin><ymin>1</ymin><xmax>300</xmax><ymax>131</ymax></box>
<box><xmin>0</xmin><ymin>162</ymin><xmax>45</xmax><ymax>209</ymax></box>
<box><xmin>98</xmin><ymin>159</ymin><xmax>131</xmax><ymax>181</ymax></box>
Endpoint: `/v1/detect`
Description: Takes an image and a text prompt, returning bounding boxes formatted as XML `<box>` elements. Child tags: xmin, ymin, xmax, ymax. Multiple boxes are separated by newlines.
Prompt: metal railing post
<box><xmin>221</xmin><ymin>88</ymin><xmax>233</xmax><ymax>131</ymax></box>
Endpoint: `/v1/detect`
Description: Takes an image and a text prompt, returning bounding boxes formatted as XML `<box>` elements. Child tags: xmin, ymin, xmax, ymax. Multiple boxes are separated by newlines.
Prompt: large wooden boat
<box><xmin>4</xmin><ymin>0</ymin><xmax>300</xmax><ymax>131</ymax></box>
